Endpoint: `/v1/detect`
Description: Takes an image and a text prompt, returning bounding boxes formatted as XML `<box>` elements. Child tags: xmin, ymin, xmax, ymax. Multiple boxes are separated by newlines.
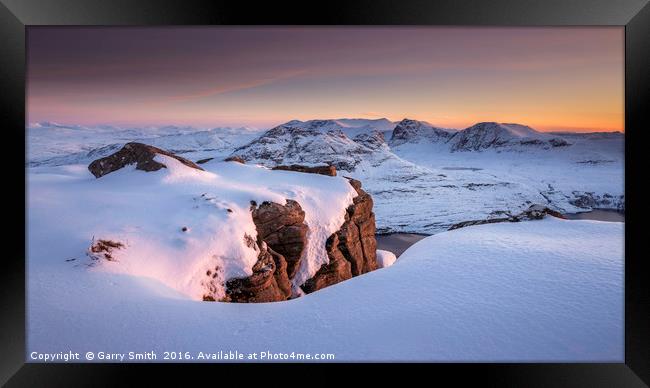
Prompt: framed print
<box><xmin>1</xmin><ymin>0</ymin><xmax>648</xmax><ymax>386</ymax></box>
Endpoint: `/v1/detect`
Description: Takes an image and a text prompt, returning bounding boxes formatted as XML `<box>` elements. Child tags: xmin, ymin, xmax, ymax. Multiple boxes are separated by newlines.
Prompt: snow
<box><xmin>389</xmin><ymin>118</ymin><xmax>455</xmax><ymax>146</ymax></box>
<box><xmin>282</xmin><ymin>118</ymin><xmax>396</xmax><ymax>139</ymax></box>
<box><xmin>375</xmin><ymin>130</ymin><xmax>623</xmax><ymax>233</ymax></box>
<box><xmin>27</xmin><ymin>119</ymin><xmax>625</xmax><ymax>236</ymax></box>
<box><xmin>27</xmin><ymin>158</ymin><xmax>357</xmax><ymax>300</ymax></box>
<box><xmin>27</xmin><ymin>122</ymin><xmax>264</xmax><ymax>167</ymax></box>
<box><xmin>448</xmin><ymin>122</ymin><xmax>556</xmax><ymax>152</ymax></box>
<box><xmin>375</xmin><ymin>249</ymin><xmax>397</xmax><ymax>268</ymax></box>
<box><xmin>227</xmin><ymin>118</ymin><xmax>624</xmax><ymax>234</ymax></box>
<box><xmin>26</xmin><ymin>119</ymin><xmax>623</xmax><ymax>361</ymax></box>
<box><xmin>28</xmin><ymin>217</ymin><xmax>623</xmax><ymax>361</ymax></box>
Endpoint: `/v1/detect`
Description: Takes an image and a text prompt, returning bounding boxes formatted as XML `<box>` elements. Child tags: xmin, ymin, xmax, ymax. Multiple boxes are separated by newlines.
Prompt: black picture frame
<box><xmin>2</xmin><ymin>0</ymin><xmax>648</xmax><ymax>386</ymax></box>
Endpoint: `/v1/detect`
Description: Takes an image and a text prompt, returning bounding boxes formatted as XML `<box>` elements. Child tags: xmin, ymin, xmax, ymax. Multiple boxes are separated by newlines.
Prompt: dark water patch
<box><xmin>442</xmin><ymin>167</ymin><xmax>483</xmax><ymax>171</ymax></box>
<box><xmin>564</xmin><ymin>209</ymin><xmax>624</xmax><ymax>222</ymax></box>
<box><xmin>376</xmin><ymin>233</ymin><xmax>429</xmax><ymax>257</ymax></box>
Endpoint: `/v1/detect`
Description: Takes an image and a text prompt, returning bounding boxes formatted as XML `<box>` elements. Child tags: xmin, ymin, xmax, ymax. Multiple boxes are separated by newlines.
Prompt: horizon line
<box><xmin>26</xmin><ymin>117</ymin><xmax>625</xmax><ymax>134</ymax></box>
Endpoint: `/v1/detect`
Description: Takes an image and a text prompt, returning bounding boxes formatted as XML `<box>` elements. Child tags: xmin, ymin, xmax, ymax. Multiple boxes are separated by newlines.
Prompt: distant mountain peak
<box><xmin>389</xmin><ymin>118</ymin><xmax>453</xmax><ymax>146</ymax></box>
<box><xmin>231</xmin><ymin>118</ymin><xmax>404</xmax><ymax>171</ymax></box>
<box><xmin>450</xmin><ymin>122</ymin><xmax>570</xmax><ymax>151</ymax></box>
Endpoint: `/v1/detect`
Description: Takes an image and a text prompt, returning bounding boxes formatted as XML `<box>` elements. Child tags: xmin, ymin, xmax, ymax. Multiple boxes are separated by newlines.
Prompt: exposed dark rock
<box><xmin>340</xmin><ymin>180</ymin><xmax>378</xmax><ymax>276</ymax></box>
<box><xmin>301</xmin><ymin>178</ymin><xmax>378</xmax><ymax>293</ymax></box>
<box><xmin>224</xmin><ymin>177</ymin><xmax>379</xmax><ymax>301</ymax></box>
<box><xmin>272</xmin><ymin>164</ymin><xmax>337</xmax><ymax>177</ymax></box>
<box><xmin>549</xmin><ymin>138</ymin><xmax>571</xmax><ymax>147</ymax></box>
<box><xmin>88</xmin><ymin>239</ymin><xmax>124</xmax><ymax>262</ymax></box>
<box><xmin>301</xmin><ymin>233</ymin><xmax>352</xmax><ymax>293</ymax></box>
<box><xmin>525</xmin><ymin>204</ymin><xmax>566</xmax><ymax>219</ymax></box>
<box><xmin>448</xmin><ymin>204</ymin><xmax>566</xmax><ymax>231</ymax></box>
<box><xmin>390</xmin><ymin>118</ymin><xmax>452</xmax><ymax>146</ymax></box>
<box><xmin>519</xmin><ymin>139</ymin><xmax>544</xmax><ymax>146</ymax></box>
<box><xmin>88</xmin><ymin>142</ymin><xmax>203</xmax><ymax>178</ymax></box>
<box><xmin>223</xmin><ymin>240</ymin><xmax>292</xmax><ymax>303</ymax></box>
<box><xmin>196</xmin><ymin>157</ymin><xmax>214</xmax><ymax>164</ymax></box>
<box><xmin>251</xmin><ymin>200</ymin><xmax>308</xmax><ymax>280</ymax></box>
<box><xmin>353</xmin><ymin>131</ymin><xmax>387</xmax><ymax>150</ymax></box>
<box><xmin>570</xmin><ymin>192</ymin><xmax>624</xmax><ymax>211</ymax></box>
<box><xmin>224</xmin><ymin>156</ymin><xmax>246</xmax><ymax>164</ymax></box>
<box><xmin>229</xmin><ymin>121</ymin><xmax>375</xmax><ymax>172</ymax></box>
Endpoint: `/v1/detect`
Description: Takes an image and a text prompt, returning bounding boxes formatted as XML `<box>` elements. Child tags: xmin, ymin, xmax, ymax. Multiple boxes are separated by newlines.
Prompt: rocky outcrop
<box><xmin>301</xmin><ymin>233</ymin><xmax>352</xmax><ymax>293</ymax></box>
<box><xmin>222</xmin><ymin>240</ymin><xmax>292</xmax><ymax>303</ymax></box>
<box><xmin>548</xmin><ymin>138</ymin><xmax>571</xmax><ymax>147</ymax></box>
<box><xmin>86</xmin><ymin>144</ymin><xmax>379</xmax><ymax>302</ymax></box>
<box><xmin>337</xmin><ymin>178</ymin><xmax>378</xmax><ymax>276</ymax></box>
<box><xmin>196</xmin><ymin>156</ymin><xmax>246</xmax><ymax>165</ymax></box>
<box><xmin>570</xmin><ymin>192</ymin><xmax>625</xmax><ymax>211</ymax></box>
<box><xmin>224</xmin><ymin>156</ymin><xmax>246</xmax><ymax>164</ymax></box>
<box><xmin>88</xmin><ymin>142</ymin><xmax>203</xmax><ymax>178</ymax></box>
<box><xmin>221</xmin><ymin>199</ymin><xmax>308</xmax><ymax>302</ymax></box>
<box><xmin>272</xmin><ymin>164</ymin><xmax>337</xmax><ymax>177</ymax></box>
<box><xmin>195</xmin><ymin>157</ymin><xmax>214</xmax><ymax>164</ymax></box>
<box><xmin>226</xmin><ymin>175</ymin><xmax>379</xmax><ymax>300</ymax></box>
<box><xmin>448</xmin><ymin>204</ymin><xmax>566</xmax><ymax>231</ymax></box>
<box><xmin>301</xmin><ymin>178</ymin><xmax>378</xmax><ymax>293</ymax></box>
<box><xmin>250</xmin><ymin>200</ymin><xmax>309</xmax><ymax>280</ymax></box>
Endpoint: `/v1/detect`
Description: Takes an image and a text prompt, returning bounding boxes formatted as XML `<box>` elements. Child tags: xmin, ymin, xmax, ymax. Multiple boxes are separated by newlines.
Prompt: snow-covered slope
<box><xmin>389</xmin><ymin>118</ymin><xmax>455</xmax><ymax>146</ymax></box>
<box><xmin>27</xmin><ymin>159</ymin><xmax>358</xmax><ymax>300</ymax></box>
<box><xmin>27</xmin><ymin>122</ymin><xmax>263</xmax><ymax>167</ymax></box>
<box><xmin>363</xmin><ymin>122</ymin><xmax>624</xmax><ymax>232</ymax></box>
<box><xmin>28</xmin><ymin>217</ymin><xmax>623</xmax><ymax>361</ymax></box>
<box><xmin>449</xmin><ymin>122</ymin><xmax>571</xmax><ymax>151</ymax></box>
<box><xmin>27</xmin><ymin>119</ymin><xmax>624</xmax><ymax>234</ymax></box>
<box><xmin>231</xmin><ymin>119</ymin><xmax>405</xmax><ymax>171</ymax></box>
<box><xmin>281</xmin><ymin>118</ymin><xmax>395</xmax><ymax>138</ymax></box>
<box><xmin>383</xmin><ymin>128</ymin><xmax>623</xmax><ymax>232</ymax></box>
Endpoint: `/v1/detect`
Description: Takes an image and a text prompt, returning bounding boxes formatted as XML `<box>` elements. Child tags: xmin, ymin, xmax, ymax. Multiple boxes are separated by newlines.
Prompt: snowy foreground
<box><xmin>28</xmin><ymin>160</ymin><xmax>358</xmax><ymax>300</ymax></box>
<box><xmin>29</xmin><ymin>204</ymin><xmax>623</xmax><ymax>361</ymax></box>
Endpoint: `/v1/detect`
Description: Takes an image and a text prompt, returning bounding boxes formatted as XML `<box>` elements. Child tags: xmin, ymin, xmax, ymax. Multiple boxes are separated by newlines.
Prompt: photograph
<box><xmin>25</xmin><ymin>26</ymin><xmax>625</xmax><ymax>363</ymax></box>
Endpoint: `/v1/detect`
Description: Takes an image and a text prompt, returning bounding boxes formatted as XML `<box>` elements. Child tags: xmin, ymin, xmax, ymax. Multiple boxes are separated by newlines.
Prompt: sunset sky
<box><xmin>27</xmin><ymin>27</ymin><xmax>624</xmax><ymax>132</ymax></box>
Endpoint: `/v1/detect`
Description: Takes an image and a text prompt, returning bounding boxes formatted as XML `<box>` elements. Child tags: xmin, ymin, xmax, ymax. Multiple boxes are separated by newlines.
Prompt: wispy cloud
<box><xmin>170</xmin><ymin>70</ymin><xmax>306</xmax><ymax>102</ymax></box>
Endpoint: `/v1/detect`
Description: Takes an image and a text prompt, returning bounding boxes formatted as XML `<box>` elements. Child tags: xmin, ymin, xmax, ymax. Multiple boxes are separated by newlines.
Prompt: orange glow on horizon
<box><xmin>27</xmin><ymin>27</ymin><xmax>624</xmax><ymax>133</ymax></box>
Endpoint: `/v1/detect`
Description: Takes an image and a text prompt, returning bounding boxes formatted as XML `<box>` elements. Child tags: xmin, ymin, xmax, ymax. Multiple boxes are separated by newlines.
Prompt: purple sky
<box><xmin>27</xmin><ymin>27</ymin><xmax>624</xmax><ymax>132</ymax></box>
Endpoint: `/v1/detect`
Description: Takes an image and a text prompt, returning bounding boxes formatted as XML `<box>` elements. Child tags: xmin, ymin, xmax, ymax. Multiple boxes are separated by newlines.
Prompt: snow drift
<box><xmin>28</xmin><ymin>216</ymin><xmax>623</xmax><ymax>361</ymax></box>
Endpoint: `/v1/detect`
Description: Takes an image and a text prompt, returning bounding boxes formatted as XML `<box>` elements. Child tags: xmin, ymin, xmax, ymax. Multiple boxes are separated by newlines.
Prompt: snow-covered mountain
<box><xmin>276</xmin><ymin>118</ymin><xmax>395</xmax><ymax>138</ymax></box>
<box><xmin>27</xmin><ymin>122</ymin><xmax>263</xmax><ymax>167</ymax></box>
<box><xmin>27</xmin><ymin>118</ymin><xmax>624</xmax><ymax>234</ymax></box>
<box><xmin>448</xmin><ymin>122</ymin><xmax>571</xmax><ymax>151</ymax></box>
<box><xmin>26</xmin><ymin>119</ymin><xmax>624</xmax><ymax>362</ymax></box>
<box><xmin>385</xmin><ymin>119</ymin><xmax>573</xmax><ymax>151</ymax></box>
<box><xmin>389</xmin><ymin>118</ymin><xmax>455</xmax><ymax>146</ymax></box>
<box><xmin>231</xmin><ymin>119</ymin><xmax>402</xmax><ymax>171</ymax></box>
